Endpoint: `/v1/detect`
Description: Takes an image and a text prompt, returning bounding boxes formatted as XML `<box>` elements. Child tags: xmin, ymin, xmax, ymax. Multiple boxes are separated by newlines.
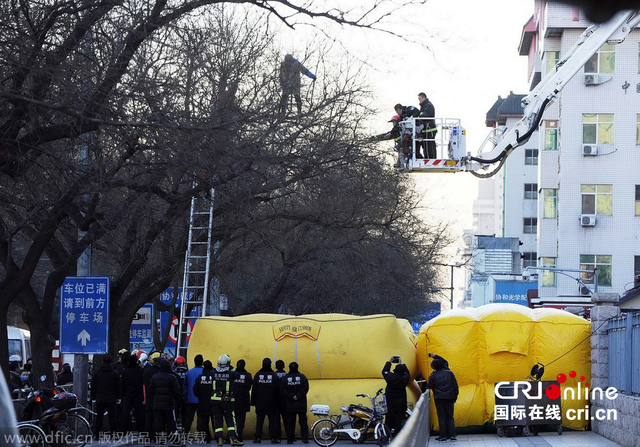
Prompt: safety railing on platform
<box><xmin>608</xmin><ymin>312</ymin><xmax>640</xmax><ymax>396</ymax></box>
<box><xmin>389</xmin><ymin>391</ymin><xmax>430</xmax><ymax>447</ymax></box>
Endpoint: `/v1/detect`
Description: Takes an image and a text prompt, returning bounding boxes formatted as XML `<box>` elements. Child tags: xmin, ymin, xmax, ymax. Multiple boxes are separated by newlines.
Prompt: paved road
<box><xmin>84</xmin><ymin>430</ymin><xmax>622</xmax><ymax>446</ymax></box>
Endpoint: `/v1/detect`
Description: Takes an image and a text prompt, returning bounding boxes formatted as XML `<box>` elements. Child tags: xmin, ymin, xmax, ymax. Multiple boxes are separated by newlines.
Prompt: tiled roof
<box><xmin>485</xmin><ymin>92</ymin><xmax>525</xmax><ymax>127</ymax></box>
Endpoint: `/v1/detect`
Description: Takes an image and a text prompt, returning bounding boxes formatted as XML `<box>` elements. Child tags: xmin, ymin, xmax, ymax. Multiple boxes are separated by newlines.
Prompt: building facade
<box><xmin>519</xmin><ymin>1</ymin><xmax>640</xmax><ymax>307</ymax></box>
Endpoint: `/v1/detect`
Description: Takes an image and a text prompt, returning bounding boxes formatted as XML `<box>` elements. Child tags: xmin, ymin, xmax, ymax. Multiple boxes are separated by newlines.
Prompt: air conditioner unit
<box><xmin>581</xmin><ymin>144</ymin><xmax>598</xmax><ymax>156</ymax></box>
<box><xmin>584</xmin><ymin>74</ymin><xmax>601</xmax><ymax>85</ymax></box>
<box><xmin>580</xmin><ymin>214</ymin><xmax>596</xmax><ymax>226</ymax></box>
<box><xmin>579</xmin><ymin>284</ymin><xmax>593</xmax><ymax>296</ymax></box>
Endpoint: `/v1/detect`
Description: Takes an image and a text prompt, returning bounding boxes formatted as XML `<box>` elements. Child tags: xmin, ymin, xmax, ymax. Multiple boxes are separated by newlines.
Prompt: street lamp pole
<box><xmin>432</xmin><ymin>263</ymin><xmax>461</xmax><ymax>310</ymax></box>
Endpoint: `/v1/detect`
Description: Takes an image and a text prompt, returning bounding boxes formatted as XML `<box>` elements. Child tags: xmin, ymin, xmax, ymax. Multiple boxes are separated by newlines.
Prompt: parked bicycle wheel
<box><xmin>17</xmin><ymin>423</ymin><xmax>47</xmax><ymax>447</ymax></box>
<box><xmin>311</xmin><ymin>419</ymin><xmax>338</xmax><ymax>447</ymax></box>
<box><xmin>64</xmin><ymin>414</ymin><xmax>92</xmax><ymax>447</ymax></box>
<box><xmin>375</xmin><ymin>423</ymin><xmax>391</xmax><ymax>446</ymax></box>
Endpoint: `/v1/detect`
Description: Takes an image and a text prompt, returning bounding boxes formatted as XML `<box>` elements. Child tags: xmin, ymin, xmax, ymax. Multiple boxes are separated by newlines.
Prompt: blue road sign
<box><xmin>159</xmin><ymin>288</ymin><xmax>196</xmax><ymax>348</ymax></box>
<box><xmin>60</xmin><ymin>277</ymin><xmax>110</xmax><ymax>354</ymax></box>
<box><xmin>130</xmin><ymin>303</ymin><xmax>153</xmax><ymax>346</ymax></box>
<box><xmin>494</xmin><ymin>280</ymin><xmax>533</xmax><ymax>307</ymax></box>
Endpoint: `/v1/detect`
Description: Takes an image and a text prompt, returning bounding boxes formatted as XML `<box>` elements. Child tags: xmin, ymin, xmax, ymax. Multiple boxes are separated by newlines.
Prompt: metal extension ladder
<box><xmin>176</xmin><ymin>189</ymin><xmax>215</xmax><ymax>359</ymax></box>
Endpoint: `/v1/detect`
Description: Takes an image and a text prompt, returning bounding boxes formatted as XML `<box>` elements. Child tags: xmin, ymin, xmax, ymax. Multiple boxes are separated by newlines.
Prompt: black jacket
<box><xmin>280</xmin><ymin>371</ymin><xmax>309</xmax><ymax>413</ymax></box>
<box><xmin>233</xmin><ymin>369</ymin><xmax>253</xmax><ymax>413</ymax></box>
<box><xmin>192</xmin><ymin>369</ymin><xmax>215</xmax><ymax>415</ymax></box>
<box><xmin>149</xmin><ymin>361</ymin><xmax>181</xmax><ymax>410</ymax></box>
<box><xmin>399</xmin><ymin>106</ymin><xmax>420</xmax><ymax>121</ymax></box>
<box><xmin>91</xmin><ymin>363</ymin><xmax>121</xmax><ymax>403</ymax></box>
<box><xmin>418</xmin><ymin>100</ymin><xmax>436</xmax><ymax>127</ymax></box>
<box><xmin>121</xmin><ymin>363</ymin><xmax>144</xmax><ymax>401</ymax></box>
<box><xmin>251</xmin><ymin>368</ymin><xmax>279</xmax><ymax>414</ymax></box>
<box><xmin>427</xmin><ymin>369</ymin><xmax>459</xmax><ymax>401</ymax></box>
<box><xmin>56</xmin><ymin>370</ymin><xmax>73</xmax><ymax>386</ymax></box>
<box><xmin>382</xmin><ymin>362</ymin><xmax>411</xmax><ymax>412</ymax></box>
<box><xmin>143</xmin><ymin>364</ymin><xmax>161</xmax><ymax>405</ymax></box>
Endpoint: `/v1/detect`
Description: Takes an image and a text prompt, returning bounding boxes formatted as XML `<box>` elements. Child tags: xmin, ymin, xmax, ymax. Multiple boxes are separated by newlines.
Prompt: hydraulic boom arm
<box><xmin>465</xmin><ymin>10</ymin><xmax>640</xmax><ymax>177</ymax></box>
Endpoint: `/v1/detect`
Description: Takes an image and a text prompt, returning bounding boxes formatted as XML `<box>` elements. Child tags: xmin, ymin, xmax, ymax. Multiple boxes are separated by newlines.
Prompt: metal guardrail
<box><xmin>608</xmin><ymin>312</ymin><xmax>640</xmax><ymax>395</ymax></box>
<box><xmin>389</xmin><ymin>392</ymin><xmax>431</xmax><ymax>447</ymax></box>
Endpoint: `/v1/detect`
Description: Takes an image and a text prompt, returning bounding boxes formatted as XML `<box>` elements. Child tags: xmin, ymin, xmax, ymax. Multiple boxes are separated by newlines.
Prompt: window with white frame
<box><xmin>524</xmin><ymin>183</ymin><xmax>538</xmax><ymax>200</ymax></box>
<box><xmin>523</xmin><ymin>252</ymin><xmax>537</xmax><ymax>268</ymax></box>
<box><xmin>637</xmin><ymin>114</ymin><xmax>640</xmax><ymax>145</ymax></box>
<box><xmin>523</xmin><ymin>217</ymin><xmax>537</xmax><ymax>234</ymax></box>
<box><xmin>636</xmin><ymin>185</ymin><xmax>640</xmax><ymax>216</ymax></box>
<box><xmin>583</xmin><ymin>113</ymin><xmax>613</xmax><ymax>145</ymax></box>
<box><xmin>541</xmin><ymin>257</ymin><xmax>556</xmax><ymax>287</ymax></box>
<box><xmin>585</xmin><ymin>43</ymin><xmax>615</xmax><ymax>74</ymax></box>
<box><xmin>544</xmin><ymin>121</ymin><xmax>558</xmax><ymax>150</ymax></box>
<box><xmin>524</xmin><ymin>149</ymin><xmax>538</xmax><ymax>165</ymax></box>
<box><xmin>545</xmin><ymin>51</ymin><xmax>560</xmax><ymax>74</ymax></box>
<box><xmin>581</xmin><ymin>184</ymin><xmax>612</xmax><ymax>215</ymax></box>
<box><xmin>543</xmin><ymin>189</ymin><xmax>557</xmax><ymax>218</ymax></box>
<box><xmin>580</xmin><ymin>254</ymin><xmax>612</xmax><ymax>286</ymax></box>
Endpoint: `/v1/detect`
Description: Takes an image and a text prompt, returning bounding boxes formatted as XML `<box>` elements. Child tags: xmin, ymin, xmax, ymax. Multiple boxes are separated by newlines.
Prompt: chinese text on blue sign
<box><xmin>60</xmin><ymin>277</ymin><xmax>110</xmax><ymax>354</ymax></box>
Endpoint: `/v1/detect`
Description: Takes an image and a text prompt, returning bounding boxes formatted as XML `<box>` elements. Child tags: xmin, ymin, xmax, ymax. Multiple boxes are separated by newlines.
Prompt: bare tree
<box><xmin>0</xmin><ymin>0</ymin><xmax>438</xmax><ymax>385</ymax></box>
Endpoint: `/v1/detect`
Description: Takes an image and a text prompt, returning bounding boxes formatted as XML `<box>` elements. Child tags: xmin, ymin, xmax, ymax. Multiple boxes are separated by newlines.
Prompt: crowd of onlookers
<box><xmin>65</xmin><ymin>349</ymin><xmax>309</xmax><ymax>445</ymax></box>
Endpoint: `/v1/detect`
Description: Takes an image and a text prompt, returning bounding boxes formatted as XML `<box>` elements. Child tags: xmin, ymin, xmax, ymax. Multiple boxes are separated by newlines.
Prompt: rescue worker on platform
<box><xmin>418</xmin><ymin>92</ymin><xmax>437</xmax><ymax>159</ymax></box>
<box><xmin>211</xmin><ymin>354</ymin><xmax>243</xmax><ymax>446</ymax></box>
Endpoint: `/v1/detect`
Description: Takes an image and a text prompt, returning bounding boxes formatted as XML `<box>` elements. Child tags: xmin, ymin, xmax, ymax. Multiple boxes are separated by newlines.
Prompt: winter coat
<box><xmin>280</xmin><ymin>370</ymin><xmax>309</xmax><ymax>413</ymax></box>
<box><xmin>121</xmin><ymin>363</ymin><xmax>144</xmax><ymax>401</ymax></box>
<box><xmin>114</xmin><ymin>361</ymin><xmax>126</xmax><ymax>376</ymax></box>
<box><xmin>56</xmin><ymin>370</ymin><xmax>73</xmax><ymax>386</ymax></box>
<box><xmin>184</xmin><ymin>366</ymin><xmax>203</xmax><ymax>404</ymax></box>
<box><xmin>427</xmin><ymin>368</ymin><xmax>458</xmax><ymax>401</ymax></box>
<box><xmin>91</xmin><ymin>363</ymin><xmax>121</xmax><ymax>403</ymax></box>
<box><xmin>399</xmin><ymin>105</ymin><xmax>420</xmax><ymax>121</ymax></box>
<box><xmin>382</xmin><ymin>362</ymin><xmax>410</xmax><ymax>413</ymax></box>
<box><xmin>192</xmin><ymin>369</ymin><xmax>214</xmax><ymax>415</ymax></box>
<box><xmin>143</xmin><ymin>364</ymin><xmax>161</xmax><ymax>405</ymax></box>
<box><xmin>233</xmin><ymin>369</ymin><xmax>252</xmax><ymax>414</ymax></box>
<box><xmin>251</xmin><ymin>368</ymin><xmax>279</xmax><ymax>414</ymax></box>
<box><xmin>148</xmin><ymin>360</ymin><xmax>181</xmax><ymax>410</ymax></box>
<box><xmin>419</xmin><ymin>100</ymin><xmax>436</xmax><ymax>126</ymax></box>
<box><xmin>279</xmin><ymin>55</ymin><xmax>315</xmax><ymax>93</ymax></box>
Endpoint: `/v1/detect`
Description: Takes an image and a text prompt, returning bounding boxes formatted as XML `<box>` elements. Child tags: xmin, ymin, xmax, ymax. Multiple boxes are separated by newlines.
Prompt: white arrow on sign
<box><xmin>77</xmin><ymin>329</ymin><xmax>91</xmax><ymax>346</ymax></box>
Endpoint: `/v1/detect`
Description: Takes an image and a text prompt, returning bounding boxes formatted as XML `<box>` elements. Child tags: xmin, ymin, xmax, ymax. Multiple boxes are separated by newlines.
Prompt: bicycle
<box><xmin>310</xmin><ymin>388</ymin><xmax>391</xmax><ymax>446</ymax></box>
<box><xmin>20</xmin><ymin>384</ymin><xmax>92</xmax><ymax>447</ymax></box>
<box><xmin>16</xmin><ymin>421</ymin><xmax>47</xmax><ymax>447</ymax></box>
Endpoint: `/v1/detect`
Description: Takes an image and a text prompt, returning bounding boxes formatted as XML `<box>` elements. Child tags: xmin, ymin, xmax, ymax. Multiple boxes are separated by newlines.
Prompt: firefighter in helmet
<box><xmin>211</xmin><ymin>354</ymin><xmax>243</xmax><ymax>446</ymax></box>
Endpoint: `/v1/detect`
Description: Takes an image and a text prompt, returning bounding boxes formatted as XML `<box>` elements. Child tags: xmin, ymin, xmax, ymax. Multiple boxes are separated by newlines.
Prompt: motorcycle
<box><xmin>20</xmin><ymin>376</ymin><xmax>92</xmax><ymax>447</ymax></box>
<box><xmin>310</xmin><ymin>388</ymin><xmax>391</xmax><ymax>446</ymax></box>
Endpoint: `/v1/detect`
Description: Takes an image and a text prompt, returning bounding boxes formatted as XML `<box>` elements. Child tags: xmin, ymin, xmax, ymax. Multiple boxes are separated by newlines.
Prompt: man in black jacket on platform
<box><xmin>382</xmin><ymin>356</ymin><xmax>411</xmax><ymax>438</ymax></box>
<box><xmin>149</xmin><ymin>359</ymin><xmax>181</xmax><ymax>441</ymax></box>
<box><xmin>426</xmin><ymin>353</ymin><xmax>458</xmax><ymax>442</ymax></box>
<box><xmin>91</xmin><ymin>356</ymin><xmax>121</xmax><ymax>437</ymax></box>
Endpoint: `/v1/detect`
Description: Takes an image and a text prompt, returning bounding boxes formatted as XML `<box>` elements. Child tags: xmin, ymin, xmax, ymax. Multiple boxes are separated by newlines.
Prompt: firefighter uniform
<box><xmin>211</xmin><ymin>355</ymin><xmax>243</xmax><ymax>446</ymax></box>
